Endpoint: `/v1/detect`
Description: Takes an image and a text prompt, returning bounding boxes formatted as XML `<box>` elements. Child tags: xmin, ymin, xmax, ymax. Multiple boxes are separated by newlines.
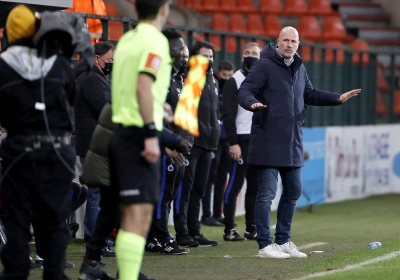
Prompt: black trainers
<box><xmin>192</xmin><ymin>234</ymin><xmax>218</xmax><ymax>247</ymax></box>
<box><xmin>138</xmin><ymin>272</ymin><xmax>156</xmax><ymax>280</ymax></box>
<box><xmin>145</xmin><ymin>238</ymin><xmax>164</xmax><ymax>253</ymax></box>
<box><xmin>161</xmin><ymin>239</ymin><xmax>189</xmax><ymax>255</ymax></box>
<box><xmin>201</xmin><ymin>217</ymin><xmax>224</xmax><ymax>227</ymax></box>
<box><xmin>35</xmin><ymin>256</ymin><xmax>75</xmax><ymax>268</ymax></box>
<box><xmin>30</xmin><ymin>257</ymin><xmax>43</xmax><ymax>269</ymax></box>
<box><xmin>176</xmin><ymin>234</ymin><xmax>199</xmax><ymax>248</ymax></box>
<box><xmin>103</xmin><ymin>246</ymin><xmax>116</xmax><ymax>257</ymax></box>
<box><xmin>78</xmin><ymin>260</ymin><xmax>115</xmax><ymax>280</ymax></box>
<box><xmin>244</xmin><ymin>229</ymin><xmax>258</xmax><ymax>240</ymax></box>
<box><xmin>223</xmin><ymin>229</ymin><xmax>246</xmax><ymax>241</ymax></box>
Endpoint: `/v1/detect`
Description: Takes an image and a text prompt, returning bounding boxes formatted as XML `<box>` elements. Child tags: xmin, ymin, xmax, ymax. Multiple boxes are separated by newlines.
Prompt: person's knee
<box><xmin>120</xmin><ymin>203</ymin><xmax>154</xmax><ymax>237</ymax></box>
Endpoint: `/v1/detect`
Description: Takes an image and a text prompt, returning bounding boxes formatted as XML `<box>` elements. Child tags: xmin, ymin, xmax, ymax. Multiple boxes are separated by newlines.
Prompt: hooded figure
<box><xmin>0</xmin><ymin>5</ymin><xmax>89</xmax><ymax>279</ymax></box>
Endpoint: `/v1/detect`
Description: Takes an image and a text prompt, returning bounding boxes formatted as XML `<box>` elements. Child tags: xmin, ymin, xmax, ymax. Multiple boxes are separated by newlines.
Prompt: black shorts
<box><xmin>109</xmin><ymin>126</ymin><xmax>160</xmax><ymax>205</ymax></box>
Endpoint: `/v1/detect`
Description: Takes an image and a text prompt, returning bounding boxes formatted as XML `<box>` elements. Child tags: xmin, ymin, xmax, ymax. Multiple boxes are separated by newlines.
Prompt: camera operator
<box><xmin>0</xmin><ymin>5</ymin><xmax>78</xmax><ymax>279</ymax></box>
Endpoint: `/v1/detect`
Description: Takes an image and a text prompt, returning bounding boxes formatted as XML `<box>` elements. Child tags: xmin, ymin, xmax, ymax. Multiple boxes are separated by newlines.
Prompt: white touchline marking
<box><xmin>294</xmin><ymin>250</ymin><xmax>400</xmax><ymax>280</ymax></box>
<box><xmin>297</xmin><ymin>242</ymin><xmax>328</xmax><ymax>250</ymax></box>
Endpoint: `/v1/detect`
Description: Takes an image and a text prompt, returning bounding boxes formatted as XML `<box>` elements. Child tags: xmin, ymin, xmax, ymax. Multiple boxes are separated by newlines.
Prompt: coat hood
<box><xmin>75</xmin><ymin>59</ymin><xmax>92</xmax><ymax>79</ymax></box>
<box><xmin>261</xmin><ymin>43</ymin><xmax>303</xmax><ymax>67</ymax></box>
<box><xmin>0</xmin><ymin>46</ymin><xmax>56</xmax><ymax>81</ymax></box>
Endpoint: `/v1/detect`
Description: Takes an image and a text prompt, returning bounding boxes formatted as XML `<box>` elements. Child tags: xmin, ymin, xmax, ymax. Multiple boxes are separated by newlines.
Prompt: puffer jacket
<box><xmin>80</xmin><ymin>103</ymin><xmax>186</xmax><ymax>187</ymax></box>
<box><xmin>194</xmin><ymin>71</ymin><xmax>220</xmax><ymax>150</ymax></box>
<box><xmin>238</xmin><ymin>43</ymin><xmax>341</xmax><ymax>167</ymax></box>
<box><xmin>80</xmin><ymin>103</ymin><xmax>116</xmax><ymax>187</ymax></box>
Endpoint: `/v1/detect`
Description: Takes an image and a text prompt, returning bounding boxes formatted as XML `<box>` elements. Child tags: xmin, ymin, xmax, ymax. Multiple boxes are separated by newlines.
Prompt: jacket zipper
<box><xmin>287</xmin><ymin>66</ymin><xmax>295</xmax><ymax>167</ymax></box>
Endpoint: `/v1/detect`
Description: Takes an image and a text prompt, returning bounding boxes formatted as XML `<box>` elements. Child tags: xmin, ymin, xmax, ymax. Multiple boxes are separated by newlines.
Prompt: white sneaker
<box><xmin>258</xmin><ymin>243</ymin><xmax>291</xmax><ymax>259</ymax></box>
<box><xmin>278</xmin><ymin>241</ymin><xmax>307</xmax><ymax>258</ymax></box>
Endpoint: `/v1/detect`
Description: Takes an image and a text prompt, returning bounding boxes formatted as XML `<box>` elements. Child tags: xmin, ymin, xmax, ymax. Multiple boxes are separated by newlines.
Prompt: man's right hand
<box><xmin>250</xmin><ymin>103</ymin><xmax>267</xmax><ymax>110</ymax></box>
<box><xmin>141</xmin><ymin>137</ymin><xmax>160</xmax><ymax>163</ymax></box>
<box><xmin>229</xmin><ymin>144</ymin><xmax>242</xmax><ymax>161</ymax></box>
<box><xmin>176</xmin><ymin>138</ymin><xmax>192</xmax><ymax>154</ymax></box>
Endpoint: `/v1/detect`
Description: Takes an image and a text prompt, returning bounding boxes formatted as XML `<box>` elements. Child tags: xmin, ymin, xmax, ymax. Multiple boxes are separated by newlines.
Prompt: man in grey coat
<box><xmin>238</xmin><ymin>26</ymin><xmax>360</xmax><ymax>259</ymax></box>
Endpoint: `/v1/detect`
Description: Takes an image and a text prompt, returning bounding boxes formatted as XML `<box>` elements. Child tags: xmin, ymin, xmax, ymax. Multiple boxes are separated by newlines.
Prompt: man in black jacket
<box><xmin>238</xmin><ymin>27</ymin><xmax>361</xmax><ymax>259</ymax></box>
<box><xmin>74</xmin><ymin>41</ymin><xmax>115</xmax><ymax>246</ymax></box>
<box><xmin>0</xmin><ymin>5</ymin><xmax>78</xmax><ymax>279</ymax></box>
<box><xmin>201</xmin><ymin>61</ymin><xmax>235</xmax><ymax>227</ymax></box>
<box><xmin>222</xmin><ymin>42</ymin><xmax>261</xmax><ymax>242</ymax></box>
<box><xmin>174</xmin><ymin>41</ymin><xmax>221</xmax><ymax>247</ymax></box>
<box><xmin>146</xmin><ymin>30</ymin><xmax>192</xmax><ymax>254</ymax></box>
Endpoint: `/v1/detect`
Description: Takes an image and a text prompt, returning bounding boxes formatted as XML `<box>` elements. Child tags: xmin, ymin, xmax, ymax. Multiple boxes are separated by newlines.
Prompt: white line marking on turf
<box><xmin>294</xmin><ymin>250</ymin><xmax>400</xmax><ymax>280</ymax></box>
<box><xmin>297</xmin><ymin>242</ymin><xmax>328</xmax><ymax>250</ymax></box>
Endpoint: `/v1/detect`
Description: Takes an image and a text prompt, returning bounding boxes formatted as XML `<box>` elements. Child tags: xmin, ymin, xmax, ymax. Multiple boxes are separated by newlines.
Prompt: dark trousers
<box><xmin>223</xmin><ymin>140</ymin><xmax>258</xmax><ymax>233</ymax></box>
<box><xmin>0</xmin><ymin>159</ymin><xmax>72</xmax><ymax>280</ymax></box>
<box><xmin>149</xmin><ymin>156</ymin><xmax>185</xmax><ymax>242</ymax></box>
<box><xmin>86</xmin><ymin>186</ymin><xmax>120</xmax><ymax>262</ymax></box>
<box><xmin>173</xmin><ymin>146</ymin><xmax>212</xmax><ymax>237</ymax></box>
<box><xmin>202</xmin><ymin>140</ymin><xmax>230</xmax><ymax>219</ymax></box>
<box><xmin>33</xmin><ymin>181</ymin><xmax>88</xmax><ymax>259</ymax></box>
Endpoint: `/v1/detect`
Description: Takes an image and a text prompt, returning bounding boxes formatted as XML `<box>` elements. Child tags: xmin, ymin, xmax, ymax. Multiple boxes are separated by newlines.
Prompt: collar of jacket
<box><xmin>265</xmin><ymin>43</ymin><xmax>303</xmax><ymax>76</ymax></box>
<box><xmin>91</xmin><ymin>64</ymin><xmax>106</xmax><ymax>77</ymax></box>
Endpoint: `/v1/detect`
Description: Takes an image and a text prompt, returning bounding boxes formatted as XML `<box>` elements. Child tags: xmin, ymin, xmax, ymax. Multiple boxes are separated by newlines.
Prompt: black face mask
<box><xmin>243</xmin><ymin>56</ymin><xmax>258</xmax><ymax>70</ymax></box>
<box><xmin>101</xmin><ymin>62</ymin><xmax>113</xmax><ymax>75</ymax></box>
<box><xmin>178</xmin><ymin>60</ymin><xmax>188</xmax><ymax>75</ymax></box>
<box><xmin>207</xmin><ymin>60</ymin><xmax>213</xmax><ymax>73</ymax></box>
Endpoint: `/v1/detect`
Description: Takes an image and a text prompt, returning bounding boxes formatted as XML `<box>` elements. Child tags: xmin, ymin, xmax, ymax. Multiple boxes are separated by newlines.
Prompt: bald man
<box><xmin>238</xmin><ymin>27</ymin><xmax>360</xmax><ymax>258</ymax></box>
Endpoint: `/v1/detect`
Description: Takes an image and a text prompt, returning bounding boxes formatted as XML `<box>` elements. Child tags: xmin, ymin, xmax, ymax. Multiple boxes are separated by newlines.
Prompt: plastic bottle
<box><xmin>367</xmin><ymin>242</ymin><xmax>381</xmax><ymax>249</ymax></box>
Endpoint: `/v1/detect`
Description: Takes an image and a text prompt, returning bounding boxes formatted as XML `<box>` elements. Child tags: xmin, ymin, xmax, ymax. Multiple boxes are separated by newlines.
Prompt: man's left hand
<box><xmin>339</xmin><ymin>89</ymin><xmax>361</xmax><ymax>103</ymax></box>
<box><xmin>165</xmin><ymin>148</ymin><xmax>185</xmax><ymax>166</ymax></box>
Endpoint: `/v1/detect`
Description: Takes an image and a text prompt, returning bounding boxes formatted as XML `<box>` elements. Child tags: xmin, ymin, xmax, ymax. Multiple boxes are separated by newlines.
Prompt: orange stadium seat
<box><xmin>298</xmin><ymin>15</ymin><xmax>322</xmax><ymax>41</ymax></box>
<box><xmin>325</xmin><ymin>40</ymin><xmax>344</xmax><ymax>64</ymax></box>
<box><xmin>350</xmin><ymin>40</ymin><xmax>369</xmax><ymax>66</ymax></box>
<box><xmin>228</xmin><ymin>14</ymin><xmax>247</xmax><ymax>52</ymax></box>
<box><xmin>211</xmin><ymin>13</ymin><xmax>229</xmax><ymax>51</ymax></box>
<box><xmin>193</xmin><ymin>0</ymin><xmax>203</xmax><ymax>10</ymax></box>
<box><xmin>376</xmin><ymin>63</ymin><xmax>390</xmax><ymax>92</ymax></box>
<box><xmin>200</xmin><ymin>0</ymin><xmax>219</xmax><ymax>12</ymax></box>
<box><xmin>264</xmin><ymin>15</ymin><xmax>282</xmax><ymax>38</ymax></box>
<box><xmin>376</xmin><ymin>91</ymin><xmax>389</xmax><ymax>116</ymax></box>
<box><xmin>105</xmin><ymin>2</ymin><xmax>119</xmax><ymax>16</ymax></box>
<box><xmin>230</xmin><ymin>14</ymin><xmax>247</xmax><ymax>33</ymax></box>
<box><xmin>104</xmin><ymin>3</ymin><xmax>124</xmax><ymax>41</ymax></box>
<box><xmin>300</xmin><ymin>41</ymin><xmax>322</xmax><ymax>62</ymax></box>
<box><xmin>322</xmin><ymin>16</ymin><xmax>353</xmax><ymax>42</ymax></box>
<box><xmin>184</xmin><ymin>0</ymin><xmax>193</xmax><ymax>8</ymax></box>
<box><xmin>259</xmin><ymin>0</ymin><xmax>283</xmax><ymax>14</ymax></box>
<box><xmin>394</xmin><ymin>90</ymin><xmax>400</xmax><ymax>115</ymax></box>
<box><xmin>247</xmin><ymin>14</ymin><xmax>265</xmax><ymax>36</ymax></box>
<box><xmin>219</xmin><ymin>0</ymin><xmax>238</xmax><ymax>13</ymax></box>
<box><xmin>282</xmin><ymin>0</ymin><xmax>308</xmax><ymax>15</ymax></box>
<box><xmin>238</xmin><ymin>0</ymin><xmax>256</xmax><ymax>13</ymax></box>
<box><xmin>308</xmin><ymin>0</ymin><xmax>335</xmax><ymax>16</ymax></box>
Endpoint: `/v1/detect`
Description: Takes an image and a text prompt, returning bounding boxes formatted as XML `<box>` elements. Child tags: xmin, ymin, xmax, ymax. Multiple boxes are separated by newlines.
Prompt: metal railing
<box><xmin>3</xmin><ymin>12</ymin><xmax>398</xmax><ymax>127</ymax></box>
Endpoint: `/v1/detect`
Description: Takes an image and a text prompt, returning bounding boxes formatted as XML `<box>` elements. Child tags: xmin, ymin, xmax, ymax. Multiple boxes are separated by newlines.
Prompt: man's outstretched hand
<box><xmin>339</xmin><ymin>89</ymin><xmax>361</xmax><ymax>103</ymax></box>
<box><xmin>250</xmin><ymin>103</ymin><xmax>267</xmax><ymax>111</ymax></box>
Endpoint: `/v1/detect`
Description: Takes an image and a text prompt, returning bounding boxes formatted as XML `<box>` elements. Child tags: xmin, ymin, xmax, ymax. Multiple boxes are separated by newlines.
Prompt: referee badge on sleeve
<box><xmin>146</xmin><ymin>53</ymin><xmax>162</xmax><ymax>73</ymax></box>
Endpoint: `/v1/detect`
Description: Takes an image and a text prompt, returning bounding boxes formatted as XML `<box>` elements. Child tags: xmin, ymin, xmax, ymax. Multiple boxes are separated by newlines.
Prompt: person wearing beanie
<box><xmin>5</xmin><ymin>4</ymin><xmax>39</xmax><ymax>45</ymax></box>
<box><xmin>0</xmin><ymin>5</ymin><xmax>78</xmax><ymax>280</ymax></box>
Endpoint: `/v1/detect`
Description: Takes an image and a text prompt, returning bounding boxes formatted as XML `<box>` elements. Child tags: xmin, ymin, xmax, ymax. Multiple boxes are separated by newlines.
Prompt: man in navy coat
<box><xmin>238</xmin><ymin>26</ymin><xmax>360</xmax><ymax>258</ymax></box>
